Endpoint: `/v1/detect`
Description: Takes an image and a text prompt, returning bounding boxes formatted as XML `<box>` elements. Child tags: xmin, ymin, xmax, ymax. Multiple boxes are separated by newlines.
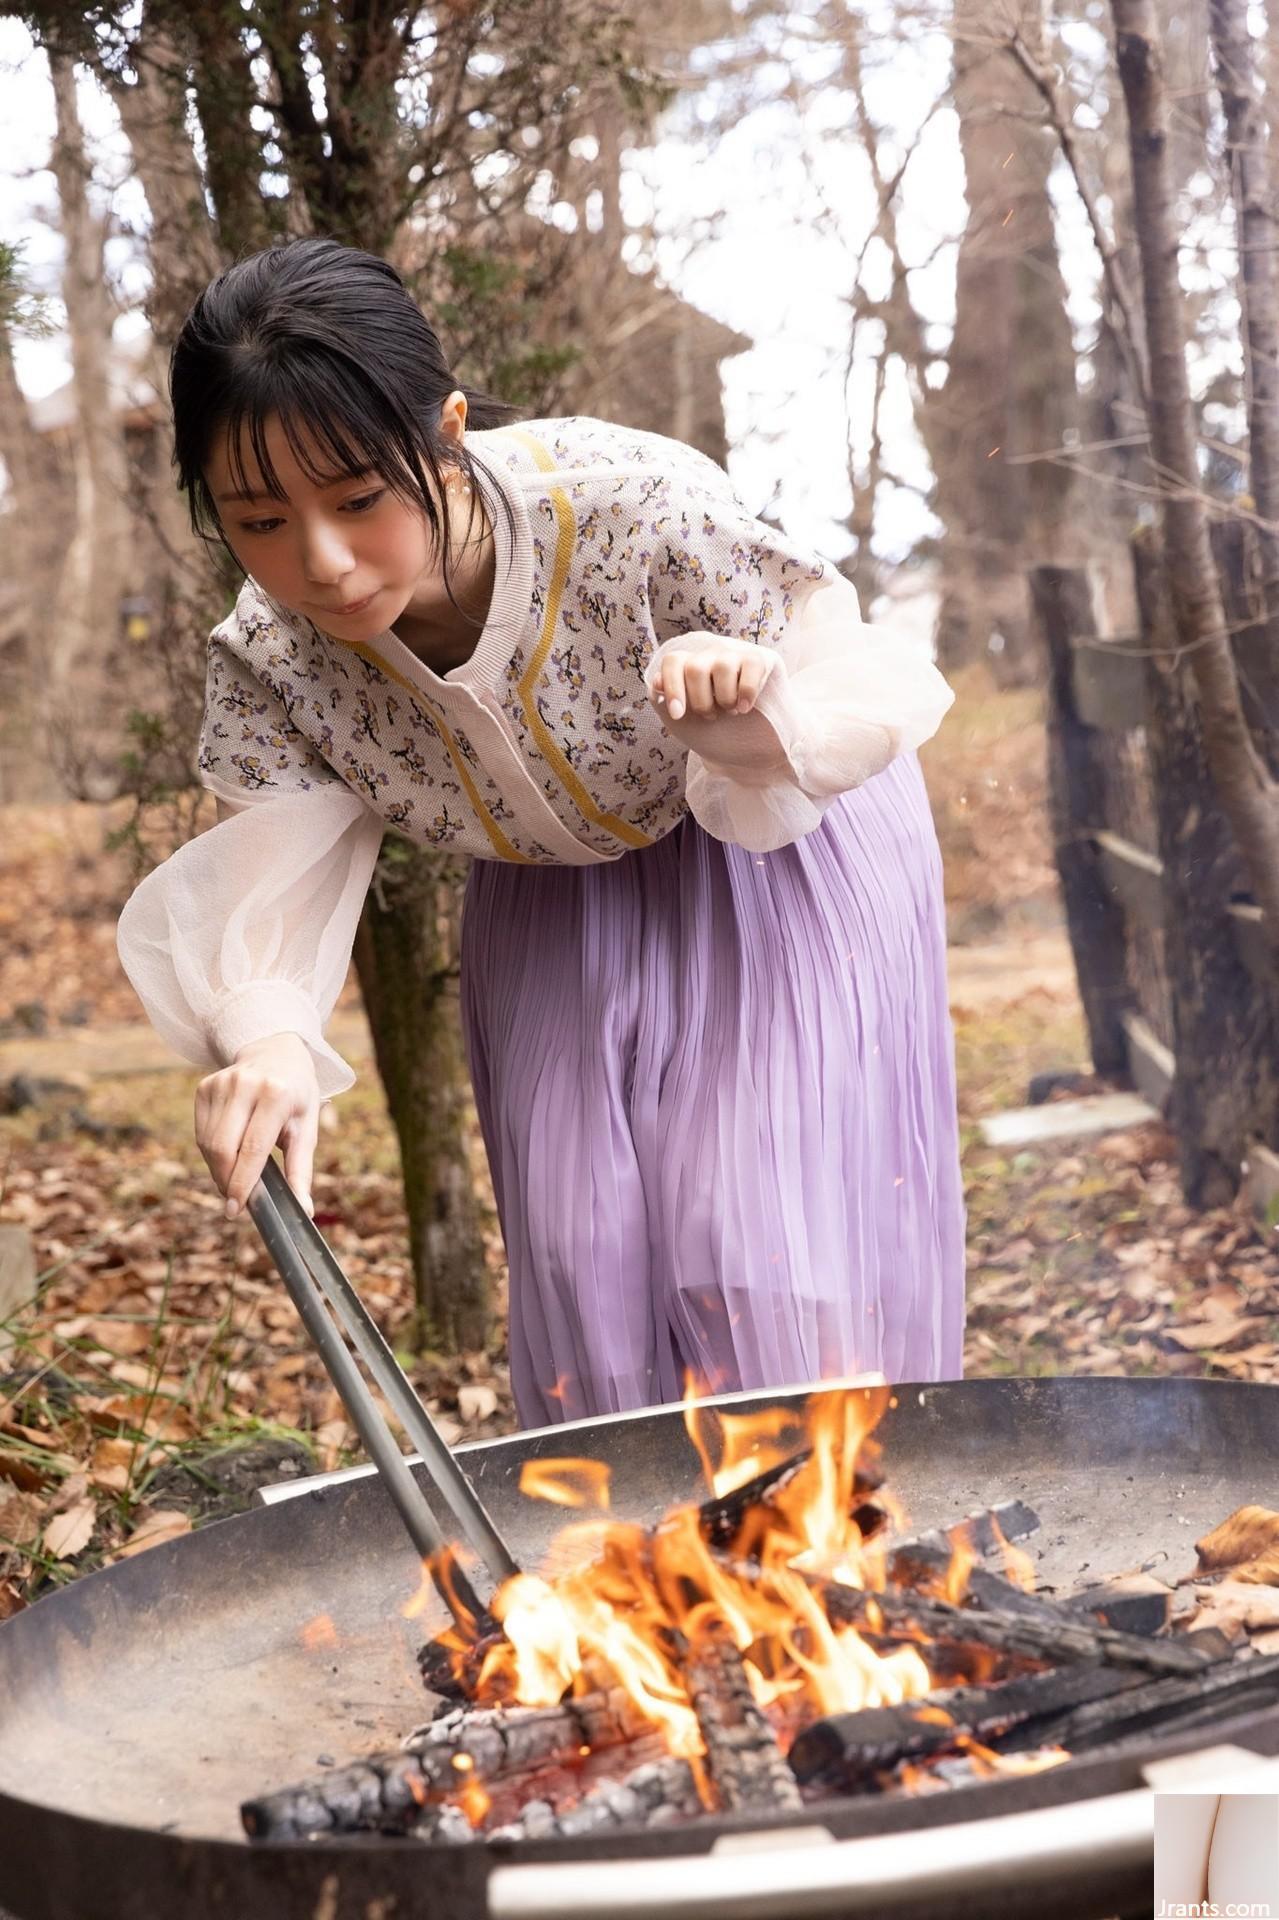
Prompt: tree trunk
<box><xmin>0</xmin><ymin>316</ymin><xmax>59</xmax><ymax>801</ymax></box>
<box><xmin>45</xmin><ymin>47</ymin><xmax>133</xmax><ymax>798</ymax></box>
<box><xmin>1207</xmin><ymin>0</ymin><xmax>1279</xmax><ymax>605</ymax></box>
<box><xmin>935</xmin><ymin>0</ymin><xmax>1082</xmax><ymax>684</ymax></box>
<box><xmin>351</xmin><ymin>839</ymin><xmax>489</xmax><ymax>1351</ymax></box>
<box><xmin>1028</xmin><ymin>564</ymin><xmax>1131</xmax><ymax>1076</ymax></box>
<box><xmin>106</xmin><ymin>7</ymin><xmax>223</xmax><ymax>356</ymax></box>
<box><xmin>1111</xmin><ymin>0</ymin><xmax>1279</xmax><ymax>952</ymax></box>
<box><xmin>1131</xmin><ymin>526</ymin><xmax>1279</xmax><ymax>1204</ymax></box>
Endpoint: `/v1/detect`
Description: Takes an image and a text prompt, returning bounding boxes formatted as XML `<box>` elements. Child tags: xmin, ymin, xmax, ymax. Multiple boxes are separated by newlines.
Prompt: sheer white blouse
<box><xmin>116</xmin><ymin>419</ymin><xmax>952</xmax><ymax>1096</ymax></box>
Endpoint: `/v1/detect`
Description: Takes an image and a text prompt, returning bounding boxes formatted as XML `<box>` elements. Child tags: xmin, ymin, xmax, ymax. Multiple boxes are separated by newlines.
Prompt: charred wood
<box><xmin>242</xmin><ymin>1689</ymin><xmax>650</xmax><ymax>1841</ymax></box>
<box><xmin>1062</xmin><ymin>1581</ymin><xmax>1173</xmax><ymax>1638</ymax></box>
<box><xmin>813</xmin><ymin>1577</ymin><xmax>1217</xmax><ymax>1677</ymax></box>
<box><xmin>695</xmin><ymin>1448</ymin><xmax>885</xmax><ymax>1552</ymax></box>
<box><xmin>486</xmin><ymin>1756</ymin><xmax>702</xmax><ymax>1842</ymax></box>
<box><xmin>683</xmin><ymin>1625</ymin><xmax>803</xmax><ymax>1812</ymax></box>
<box><xmin>996</xmin><ymin>1649</ymin><xmax>1279</xmax><ymax>1755</ymax></box>
<box><xmin>789</xmin><ymin>1664</ymin><xmax>1145</xmax><ymax>1788</ymax></box>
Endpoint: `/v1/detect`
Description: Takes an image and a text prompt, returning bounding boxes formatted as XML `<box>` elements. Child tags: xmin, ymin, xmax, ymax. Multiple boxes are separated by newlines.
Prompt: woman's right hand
<box><xmin>194</xmin><ymin>1032</ymin><xmax>320</xmax><ymax>1220</ymax></box>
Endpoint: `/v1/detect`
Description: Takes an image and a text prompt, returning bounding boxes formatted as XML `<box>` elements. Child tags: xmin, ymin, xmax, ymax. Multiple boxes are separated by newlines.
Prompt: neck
<box><xmin>393</xmin><ymin>487</ymin><xmax>496</xmax><ymax>672</ymax></box>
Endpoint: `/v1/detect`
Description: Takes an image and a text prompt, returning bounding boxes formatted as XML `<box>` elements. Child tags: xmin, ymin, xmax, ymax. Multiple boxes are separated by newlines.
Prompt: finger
<box><xmin>664</xmin><ymin>654</ymin><xmax>688</xmax><ymax>721</ymax></box>
<box><xmin>281</xmin><ymin>1107</ymin><xmax>319</xmax><ymax>1216</ymax></box>
<box><xmin>734</xmin><ymin>653</ymin><xmax>771</xmax><ymax>713</ymax></box>
<box><xmin>197</xmin><ymin>1075</ymin><xmax>258</xmax><ymax>1196</ymax></box>
<box><xmin>683</xmin><ymin>659</ymin><xmax>718</xmax><ymax>717</ymax></box>
<box><xmin>711</xmin><ymin>657</ymin><xmax>742</xmax><ymax>711</ymax></box>
<box><xmin>225</xmin><ymin>1084</ymin><xmax>296</xmax><ymax>1216</ymax></box>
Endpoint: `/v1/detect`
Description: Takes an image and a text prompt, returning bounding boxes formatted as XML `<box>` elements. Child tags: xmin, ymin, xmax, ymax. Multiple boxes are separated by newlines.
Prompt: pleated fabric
<box><xmin>459</xmin><ymin>753</ymin><xmax>965</xmax><ymax>1428</ymax></box>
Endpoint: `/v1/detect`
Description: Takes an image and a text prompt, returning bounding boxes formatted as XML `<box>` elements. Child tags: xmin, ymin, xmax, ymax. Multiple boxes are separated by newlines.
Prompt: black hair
<box><xmin>170</xmin><ymin>236</ymin><xmax>520</xmax><ymax>627</ymax></box>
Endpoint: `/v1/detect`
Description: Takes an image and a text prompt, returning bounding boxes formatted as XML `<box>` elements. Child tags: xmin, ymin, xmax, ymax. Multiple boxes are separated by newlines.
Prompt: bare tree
<box><xmin>1111</xmin><ymin>0</ymin><xmax>1279</xmax><ymax>945</ymax></box>
<box><xmin>44</xmin><ymin>48</ymin><xmax>133</xmax><ymax>797</ymax></box>
<box><xmin>1207</xmin><ymin>0</ymin><xmax>1279</xmax><ymax>606</ymax></box>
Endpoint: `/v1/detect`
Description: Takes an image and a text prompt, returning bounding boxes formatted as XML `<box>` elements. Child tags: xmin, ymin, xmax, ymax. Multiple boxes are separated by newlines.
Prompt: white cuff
<box><xmin>207</xmin><ymin>979</ymin><xmax>355</xmax><ymax>1099</ymax></box>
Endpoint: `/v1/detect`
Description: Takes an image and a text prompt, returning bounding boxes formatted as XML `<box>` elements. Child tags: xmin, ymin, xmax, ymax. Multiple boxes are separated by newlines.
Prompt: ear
<box><xmin>439</xmin><ymin>388</ymin><xmax>468</xmax><ymax>446</ymax></box>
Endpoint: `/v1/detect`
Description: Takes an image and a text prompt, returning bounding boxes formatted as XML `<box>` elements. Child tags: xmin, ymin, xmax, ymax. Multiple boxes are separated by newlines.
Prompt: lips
<box><xmin>322</xmin><ymin>592</ymin><xmax>377</xmax><ymax>616</ymax></box>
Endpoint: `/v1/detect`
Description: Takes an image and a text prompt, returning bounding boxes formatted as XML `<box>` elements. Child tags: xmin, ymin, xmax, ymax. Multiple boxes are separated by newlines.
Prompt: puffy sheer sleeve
<box><xmin>644</xmin><ymin>572</ymin><xmax>954</xmax><ymax>854</ymax></box>
<box><xmin>115</xmin><ymin>785</ymin><xmax>384</xmax><ymax>1098</ymax></box>
<box><xmin>118</xmin><ymin>605</ymin><xmax>382</xmax><ymax>1098</ymax></box>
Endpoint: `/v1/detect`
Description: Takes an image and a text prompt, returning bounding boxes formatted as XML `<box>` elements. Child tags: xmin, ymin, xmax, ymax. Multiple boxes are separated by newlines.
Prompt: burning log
<box><xmin>996</xmin><ymin>1648</ymin><xmax>1279</xmax><ymax>1756</ymax></box>
<box><xmin>1063</xmin><ymin>1578</ymin><xmax>1173</xmax><ymax>1639</ymax></box>
<box><xmin>683</xmin><ymin>1625</ymin><xmax>803</xmax><ymax>1812</ymax></box>
<box><xmin>695</xmin><ymin>1447</ymin><xmax>886</xmax><ymax>1550</ymax></box>
<box><xmin>487</xmin><ymin>1756</ymin><xmax>702</xmax><ymax>1842</ymax></box>
<box><xmin>789</xmin><ymin>1664</ymin><xmax>1146</xmax><ymax>1789</ymax></box>
<box><xmin>241</xmin><ymin>1688</ymin><xmax>651</xmax><ymax>1842</ymax></box>
<box><xmin>812</xmin><ymin>1575</ymin><xmax>1216</xmax><ymax>1677</ymax></box>
<box><xmin>887</xmin><ymin>1545</ymin><xmax>1055</xmax><ymax>1620</ymax></box>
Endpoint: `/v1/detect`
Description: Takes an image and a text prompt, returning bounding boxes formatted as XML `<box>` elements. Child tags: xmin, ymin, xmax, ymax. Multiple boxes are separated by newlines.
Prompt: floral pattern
<box><xmin>196</xmin><ymin>416</ymin><xmax>833</xmax><ymax>864</ymax></box>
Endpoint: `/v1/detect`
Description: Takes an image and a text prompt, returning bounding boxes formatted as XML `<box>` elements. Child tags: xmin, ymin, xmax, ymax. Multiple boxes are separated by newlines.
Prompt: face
<box><xmin>205</xmin><ymin>397</ymin><xmax>468</xmax><ymax>643</ymax></box>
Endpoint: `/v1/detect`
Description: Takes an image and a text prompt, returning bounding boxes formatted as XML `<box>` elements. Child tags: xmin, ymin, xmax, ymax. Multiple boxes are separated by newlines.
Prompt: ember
<box><xmin>242</xmin><ymin>1384</ymin><xmax>1279</xmax><ymax>1845</ymax></box>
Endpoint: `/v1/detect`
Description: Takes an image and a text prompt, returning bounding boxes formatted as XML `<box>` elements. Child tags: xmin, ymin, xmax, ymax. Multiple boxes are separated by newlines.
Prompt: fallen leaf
<box><xmin>42</xmin><ymin>1499</ymin><xmax>96</xmax><ymax>1560</ymax></box>
<box><xmin>1187</xmin><ymin>1580</ymin><xmax>1279</xmax><ymax>1636</ymax></box>
<box><xmin>46</xmin><ymin>1471</ymin><xmax>90</xmax><ymax>1515</ymax></box>
<box><xmin>0</xmin><ymin>1450</ymin><xmax>49</xmax><ymax>1493</ymax></box>
<box><xmin>457</xmin><ymin>1383</ymin><xmax>498</xmax><ymax>1425</ymax></box>
<box><xmin>1196</xmin><ymin>1507</ymin><xmax>1279</xmax><ymax>1584</ymax></box>
<box><xmin>0</xmin><ymin>1489</ymin><xmax>46</xmax><ymax>1548</ymax></box>
<box><xmin>1167</xmin><ymin>1315</ymin><xmax>1265</xmax><ymax>1351</ymax></box>
<box><xmin>116</xmin><ymin>1510</ymin><xmax>192</xmax><ymax>1559</ymax></box>
<box><xmin>77</xmin><ymin>1392</ymin><xmax>195</xmax><ymax>1442</ymax></box>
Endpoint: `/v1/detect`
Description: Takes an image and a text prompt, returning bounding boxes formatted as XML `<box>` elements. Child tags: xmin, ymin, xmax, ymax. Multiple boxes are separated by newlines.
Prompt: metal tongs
<box><xmin>246</xmin><ymin>1156</ymin><xmax>520</xmax><ymax>1632</ymax></box>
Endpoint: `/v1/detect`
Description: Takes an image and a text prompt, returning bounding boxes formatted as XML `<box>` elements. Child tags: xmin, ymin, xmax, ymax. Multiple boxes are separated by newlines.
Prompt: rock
<box><xmin>143</xmin><ymin>1437</ymin><xmax>318</xmax><ymax>1523</ymax></box>
<box><xmin>1028</xmin><ymin>1069</ymin><xmax>1096</xmax><ymax>1107</ymax></box>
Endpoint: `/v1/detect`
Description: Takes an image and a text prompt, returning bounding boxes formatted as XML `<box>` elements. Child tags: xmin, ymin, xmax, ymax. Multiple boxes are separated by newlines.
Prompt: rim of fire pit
<box><xmin>4</xmin><ymin>1375</ymin><xmax>1279</xmax><ymax>1920</ymax></box>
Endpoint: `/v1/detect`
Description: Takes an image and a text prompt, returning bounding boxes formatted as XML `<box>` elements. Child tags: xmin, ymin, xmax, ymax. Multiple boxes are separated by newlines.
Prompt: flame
<box><xmin>519</xmin><ymin>1457</ymin><xmax>612</xmax><ymax>1510</ymax></box>
<box><xmin>989</xmin><ymin>1517</ymin><xmax>1037</xmax><ymax>1594</ymax></box>
<box><xmin>470</xmin><ymin>1386</ymin><xmax>932</xmax><ymax>1761</ymax></box>
<box><xmin>941</xmin><ymin>1524</ymin><xmax>978</xmax><ymax>1605</ymax></box>
<box><xmin>961</xmin><ymin>1738</ymin><xmax>1070</xmax><ymax>1778</ymax></box>
<box><xmin>455</xmin><ymin>1775</ymin><xmax>492</xmax><ymax>1827</ymax></box>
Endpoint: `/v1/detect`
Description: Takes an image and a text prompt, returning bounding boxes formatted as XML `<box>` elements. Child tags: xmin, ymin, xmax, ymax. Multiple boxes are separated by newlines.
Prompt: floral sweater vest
<box><xmin>196</xmin><ymin>415</ymin><xmax>835</xmax><ymax>866</ymax></box>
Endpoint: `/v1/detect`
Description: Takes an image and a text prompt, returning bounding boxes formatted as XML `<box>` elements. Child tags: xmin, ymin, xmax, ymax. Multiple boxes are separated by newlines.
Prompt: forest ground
<box><xmin>3</xmin><ymin>667</ymin><xmax>1275</xmax><ymax>1616</ymax></box>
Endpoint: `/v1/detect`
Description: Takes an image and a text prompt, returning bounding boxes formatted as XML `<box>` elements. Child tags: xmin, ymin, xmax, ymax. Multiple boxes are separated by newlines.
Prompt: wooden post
<box><xmin>1028</xmin><ymin>565</ymin><xmax>1130</xmax><ymax>1077</ymax></box>
<box><xmin>1133</xmin><ymin>526</ymin><xmax>1279</xmax><ymax>1207</ymax></box>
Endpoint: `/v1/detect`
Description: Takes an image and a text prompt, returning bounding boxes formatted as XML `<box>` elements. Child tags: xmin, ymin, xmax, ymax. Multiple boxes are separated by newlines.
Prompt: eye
<box><xmin>241</xmin><ymin>515</ymin><xmax>284</xmax><ymax>535</ymax></box>
<box><xmin>342</xmin><ymin>489</ymin><xmax>386</xmax><ymax>514</ymax></box>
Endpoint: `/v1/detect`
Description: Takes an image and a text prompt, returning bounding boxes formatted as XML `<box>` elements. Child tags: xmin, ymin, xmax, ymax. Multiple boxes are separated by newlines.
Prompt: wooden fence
<box><xmin>1029</xmin><ymin>521</ymin><xmax>1279</xmax><ymax>1210</ymax></box>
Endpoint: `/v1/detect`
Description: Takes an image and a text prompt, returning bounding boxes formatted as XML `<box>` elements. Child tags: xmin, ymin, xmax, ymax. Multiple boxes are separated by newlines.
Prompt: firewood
<box><xmin>712</xmin><ymin>1554</ymin><xmax>1219</xmax><ymax>1678</ymax></box>
<box><xmin>695</xmin><ymin>1448</ymin><xmax>885</xmax><ymax>1552</ymax></box>
<box><xmin>241</xmin><ymin>1688</ymin><xmax>650</xmax><ymax>1841</ymax></box>
<box><xmin>887</xmin><ymin>1544</ymin><xmax>1057</xmax><ymax>1620</ymax></box>
<box><xmin>1062</xmin><ymin>1577</ymin><xmax>1173</xmax><ymax>1638</ymax></box>
<box><xmin>996</xmin><ymin>1649</ymin><xmax>1279</xmax><ymax>1756</ymax></box>
<box><xmin>789</xmin><ymin>1664</ymin><xmax>1145</xmax><ymax>1788</ymax></box>
<box><xmin>682</xmin><ymin>1624</ymin><xmax>803</xmax><ymax>1812</ymax></box>
<box><xmin>486</xmin><ymin>1756</ymin><xmax>702</xmax><ymax>1842</ymax></box>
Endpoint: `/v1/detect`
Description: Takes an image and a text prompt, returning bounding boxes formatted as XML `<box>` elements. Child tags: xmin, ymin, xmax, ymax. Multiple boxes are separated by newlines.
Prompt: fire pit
<box><xmin>2</xmin><ymin>1376</ymin><xmax>1278</xmax><ymax>1919</ymax></box>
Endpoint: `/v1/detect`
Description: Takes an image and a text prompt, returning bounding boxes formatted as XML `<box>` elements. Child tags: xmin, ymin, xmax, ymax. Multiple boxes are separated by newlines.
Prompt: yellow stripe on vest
<box><xmin>342</xmin><ymin>640</ymin><xmax>533</xmax><ymax>865</ymax></box>
<box><xmin>504</xmin><ymin>428</ymin><xmax>654</xmax><ymax>852</ymax></box>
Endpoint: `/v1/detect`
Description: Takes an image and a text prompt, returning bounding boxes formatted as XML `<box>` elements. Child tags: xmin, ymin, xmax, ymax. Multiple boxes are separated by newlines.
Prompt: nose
<box><xmin>299</xmin><ymin>518</ymin><xmax>355</xmax><ymax>587</ymax></box>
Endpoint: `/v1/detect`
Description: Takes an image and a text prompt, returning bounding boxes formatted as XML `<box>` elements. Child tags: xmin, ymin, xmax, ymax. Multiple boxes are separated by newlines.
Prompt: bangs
<box><xmin>220</xmin><ymin>351</ymin><xmax>430</xmax><ymax>513</ymax></box>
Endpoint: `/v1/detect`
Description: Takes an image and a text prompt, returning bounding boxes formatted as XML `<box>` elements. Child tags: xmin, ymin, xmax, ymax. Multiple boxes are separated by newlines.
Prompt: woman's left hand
<box><xmin>648</xmin><ymin>639</ymin><xmax>776</xmax><ymax>721</ymax></box>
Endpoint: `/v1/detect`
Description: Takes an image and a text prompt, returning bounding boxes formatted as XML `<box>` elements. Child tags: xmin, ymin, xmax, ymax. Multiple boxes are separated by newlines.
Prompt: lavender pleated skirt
<box><xmin>460</xmin><ymin>754</ymin><xmax>965</xmax><ymax>1428</ymax></box>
